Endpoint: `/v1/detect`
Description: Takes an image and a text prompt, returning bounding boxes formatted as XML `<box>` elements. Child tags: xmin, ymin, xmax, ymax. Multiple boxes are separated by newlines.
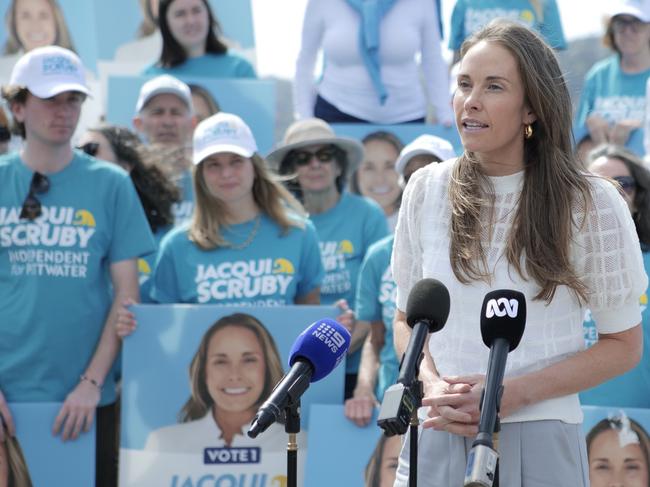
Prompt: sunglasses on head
<box><xmin>612</xmin><ymin>175</ymin><xmax>636</xmax><ymax>195</ymax></box>
<box><xmin>77</xmin><ymin>142</ymin><xmax>99</xmax><ymax>157</ymax></box>
<box><xmin>20</xmin><ymin>172</ymin><xmax>50</xmax><ymax>221</ymax></box>
<box><xmin>288</xmin><ymin>145</ymin><xmax>340</xmax><ymax>167</ymax></box>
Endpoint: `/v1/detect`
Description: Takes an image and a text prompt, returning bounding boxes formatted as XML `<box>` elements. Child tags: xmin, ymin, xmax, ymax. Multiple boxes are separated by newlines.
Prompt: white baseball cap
<box><xmin>135</xmin><ymin>75</ymin><xmax>193</xmax><ymax>113</ymax></box>
<box><xmin>609</xmin><ymin>0</ymin><xmax>650</xmax><ymax>22</ymax></box>
<box><xmin>9</xmin><ymin>46</ymin><xmax>90</xmax><ymax>98</ymax></box>
<box><xmin>193</xmin><ymin>112</ymin><xmax>257</xmax><ymax>165</ymax></box>
<box><xmin>395</xmin><ymin>134</ymin><xmax>456</xmax><ymax>176</ymax></box>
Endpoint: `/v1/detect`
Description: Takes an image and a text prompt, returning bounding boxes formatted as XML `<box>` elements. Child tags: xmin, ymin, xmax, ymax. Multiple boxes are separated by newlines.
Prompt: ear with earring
<box><xmin>524</xmin><ymin>124</ymin><xmax>533</xmax><ymax>139</ymax></box>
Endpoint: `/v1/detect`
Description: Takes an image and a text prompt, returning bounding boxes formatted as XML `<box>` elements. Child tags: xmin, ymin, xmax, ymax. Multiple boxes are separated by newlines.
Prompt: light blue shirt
<box><xmin>575</xmin><ymin>55</ymin><xmax>648</xmax><ymax>157</ymax></box>
<box><xmin>142</xmin><ymin>53</ymin><xmax>256</xmax><ymax>78</ymax></box>
<box><xmin>580</xmin><ymin>251</ymin><xmax>650</xmax><ymax>408</ymax></box>
<box><xmin>150</xmin><ymin>214</ymin><xmax>324</xmax><ymax>305</ymax></box>
<box><xmin>0</xmin><ymin>151</ymin><xmax>155</xmax><ymax>405</ymax></box>
<box><xmin>449</xmin><ymin>0</ymin><xmax>566</xmax><ymax>50</ymax></box>
<box><xmin>309</xmin><ymin>192</ymin><xmax>389</xmax><ymax>372</ymax></box>
<box><xmin>355</xmin><ymin>235</ymin><xmax>397</xmax><ymax>399</ymax></box>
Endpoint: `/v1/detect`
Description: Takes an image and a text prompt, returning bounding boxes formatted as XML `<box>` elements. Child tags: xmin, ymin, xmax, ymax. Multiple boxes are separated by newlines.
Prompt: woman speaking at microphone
<box><xmin>391</xmin><ymin>20</ymin><xmax>647</xmax><ymax>486</ymax></box>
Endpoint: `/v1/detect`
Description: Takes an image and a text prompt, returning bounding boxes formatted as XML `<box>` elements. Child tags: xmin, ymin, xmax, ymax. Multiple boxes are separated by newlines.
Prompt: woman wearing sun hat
<box><xmin>116</xmin><ymin>112</ymin><xmax>324</xmax><ymax>314</ymax></box>
<box><xmin>267</xmin><ymin>118</ymin><xmax>389</xmax><ymax>397</ymax></box>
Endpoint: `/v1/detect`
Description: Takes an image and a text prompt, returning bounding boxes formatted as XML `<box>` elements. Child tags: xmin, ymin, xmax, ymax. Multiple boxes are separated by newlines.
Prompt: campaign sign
<box><xmin>120</xmin><ymin>304</ymin><xmax>343</xmax><ymax>486</ymax></box>
<box><xmin>8</xmin><ymin>402</ymin><xmax>95</xmax><ymax>485</ymax></box>
<box><xmin>106</xmin><ymin>76</ymin><xmax>276</xmax><ymax>153</ymax></box>
<box><xmin>93</xmin><ymin>0</ymin><xmax>255</xmax><ymax>61</ymax></box>
<box><xmin>305</xmin><ymin>404</ymin><xmax>385</xmax><ymax>487</ymax></box>
<box><xmin>332</xmin><ymin>123</ymin><xmax>463</xmax><ymax>156</ymax></box>
<box><xmin>0</xmin><ymin>0</ymin><xmax>99</xmax><ymax>73</ymax></box>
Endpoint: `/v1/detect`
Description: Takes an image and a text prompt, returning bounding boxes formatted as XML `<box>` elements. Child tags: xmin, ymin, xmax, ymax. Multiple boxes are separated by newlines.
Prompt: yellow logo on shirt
<box><xmin>520</xmin><ymin>9</ymin><xmax>534</xmax><ymax>23</ymax></box>
<box><xmin>338</xmin><ymin>240</ymin><xmax>354</xmax><ymax>255</ymax></box>
<box><xmin>138</xmin><ymin>259</ymin><xmax>151</xmax><ymax>275</ymax></box>
<box><xmin>72</xmin><ymin>209</ymin><xmax>96</xmax><ymax>227</ymax></box>
<box><xmin>273</xmin><ymin>258</ymin><xmax>295</xmax><ymax>274</ymax></box>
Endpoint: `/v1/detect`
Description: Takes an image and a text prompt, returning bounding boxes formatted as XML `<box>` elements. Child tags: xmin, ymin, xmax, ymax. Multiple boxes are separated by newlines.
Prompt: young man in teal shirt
<box><xmin>0</xmin><ymin>46</ymin><xmax>155</xmax><ymax>487</ymax></box>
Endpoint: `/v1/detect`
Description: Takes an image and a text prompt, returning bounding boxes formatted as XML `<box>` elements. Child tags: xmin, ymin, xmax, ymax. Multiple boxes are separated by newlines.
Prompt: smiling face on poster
<box><xmin>119</xmin><ymin>304</ymin><xmax>344</xmax><ymax>486</ymax></box>
<box><xmin>0</xmin><ymin>0</ymin><xmax>98</xmax><ymax>73</ymax></box>
<box><xmin>583</xmin><ymin>407</ymin><xmax>650</xmax><ymax>487</ymax></box>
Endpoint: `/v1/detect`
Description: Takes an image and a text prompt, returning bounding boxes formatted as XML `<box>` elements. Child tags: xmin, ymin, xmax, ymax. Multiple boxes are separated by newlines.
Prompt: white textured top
<box><xmin>392</xmin><ymin>159</ymin><xmax>647</xmax><ymax>424</ymax></box>
<box><xmin>293</xmin><ymin>0</ymin><xmax>453</xmax><ymax>124</ymax></box>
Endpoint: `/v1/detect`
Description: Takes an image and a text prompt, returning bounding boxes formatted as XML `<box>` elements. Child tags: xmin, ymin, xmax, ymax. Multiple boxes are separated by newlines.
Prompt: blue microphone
<box><xmin>248</xmin><ymin>318</ymin><xmax>350</xmax><ymax>438</ymax></box>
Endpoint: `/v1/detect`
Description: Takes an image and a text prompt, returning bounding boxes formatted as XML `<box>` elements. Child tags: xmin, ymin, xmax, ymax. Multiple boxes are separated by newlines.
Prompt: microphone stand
<box><xmin>407</xmin><ymin>360</ymin><xmax>424</xmax><ymax>487</ymax></box>
<box><xmin>285</xmin><ymin>398</ymin><xmax>300</xmax><ymax>487</ymax></box>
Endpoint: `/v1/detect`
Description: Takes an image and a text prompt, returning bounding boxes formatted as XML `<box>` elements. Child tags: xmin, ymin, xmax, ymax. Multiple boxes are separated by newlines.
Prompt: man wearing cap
<box><xmin>345</xmin><ymin>134</ymin><xmax>456</xmax><ymax>427</ymax></box>
<box><xmin>133</xmin><ymin>74</ymin><xmax>197</xmax><ymax>224</ymax></box>
<box><xmin>268</xmin><ymin>118</ymin><xmax>389</xmax><ymax>398</ymax></box>
<box><xmin>0</xmin><ymin>46</ymin><xmax>155</xmax><ymax>486</ymax></box>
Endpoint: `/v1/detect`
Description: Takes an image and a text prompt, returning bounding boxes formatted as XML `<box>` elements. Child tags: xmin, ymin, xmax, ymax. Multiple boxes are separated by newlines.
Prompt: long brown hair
<box><xmin>3</xmin><ymin>0</ymin><xmax>75</xmax><ymax>55</ymax></box>
<box><xmin>449</xmin><ymin>20</ymin><xmax>593</xmax><ymax>303</ymax></box>
<box><xmin>1</xmin><ymin>423</ymin><xmax>34</xmax><ymax>487</ymax></box>
<box><xmin>178</xmin><ymin>313</ymin><xmax>284</xmax><ymax>422</ymax></box>
<box><xmin>157</xmin><ymin>0</ymin><xmax>227</xmax><ymax>68</ymax></box>
<box><xmin>189</xmin><ymin>153</ymin><xmax>307</xmax><ymax>250</ymax></box>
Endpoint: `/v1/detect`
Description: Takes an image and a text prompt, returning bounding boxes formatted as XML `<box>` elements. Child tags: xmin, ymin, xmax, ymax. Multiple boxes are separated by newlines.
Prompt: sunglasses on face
<box><xmin>612</xmin><ymin>175</ymin><xmax>636</xmax><ymax>195</ymax></box>
<box><xmin>288</xmin><ymin>145</ymin><xmax>339</xmax><ymax>167</ymax></box>
<box><xmin>0</xmin><ymin>126</ymin><xmax>10</xmax><ymax>143</ymax></box>
<box><xmin>20</xmin><ymin>172</ymin><xmax>50</xmax><ymax>221</ymax></box>
<box><xmin>77</xmin><ymin>142</ymin><xmax>99</xmax><ymax>157</ymax></box>
<box><xmin>612</xmin><ymin>17</ymin><xmax>646</xmax><ymax>33</ymax></box>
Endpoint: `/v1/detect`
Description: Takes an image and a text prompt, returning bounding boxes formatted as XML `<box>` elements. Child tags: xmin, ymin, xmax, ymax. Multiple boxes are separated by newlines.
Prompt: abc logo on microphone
<box><xmin>484</xmin><ymin>298</ymin><xmax>519</xmax><ymax>319</ymax></box>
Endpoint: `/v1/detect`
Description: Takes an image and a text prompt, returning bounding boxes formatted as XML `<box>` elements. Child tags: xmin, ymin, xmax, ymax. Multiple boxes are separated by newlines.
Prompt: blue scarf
<box><xmin>345</xmin><ymin>0</ymin><xmax>398</xmax><ymax>105</ymax></box>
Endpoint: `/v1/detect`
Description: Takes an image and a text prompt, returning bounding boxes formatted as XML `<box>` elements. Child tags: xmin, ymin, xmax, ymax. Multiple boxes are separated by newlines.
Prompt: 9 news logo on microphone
<box><xmin>312</xmin><ymin>321</ymin><xmax>347</xmax><ymax>365</ymax></box>
<box><xmin>485</xmin><ymin>297</ymin><xmax>519</xmax><ymax>318</ymax></box>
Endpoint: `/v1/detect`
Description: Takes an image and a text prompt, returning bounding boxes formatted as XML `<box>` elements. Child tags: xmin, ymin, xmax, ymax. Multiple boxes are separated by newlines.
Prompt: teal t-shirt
<box><xmin>580</xmin><ymin>251</ymin><xmax>650</xmax><ymax>408</ymax></box>
<box><xmin>139</xmin><ymin>225</ymin><xmax>173</xmax><ymax>304</ymax></box>
<box><xmin>575</xmin><ymin>55</ymin><xmax>649</xmax><ymax>156</ymax></box>
<box><xmin>355</xmin><ymin>235</ymin><xmax>398</xmax><ymax>399</ymax></box>
<box><xmin>150</xmin><ymin>214</ymin><xmax>324</xmax><ymax>305</ymax></box>
<box><xmin>171</xmin><ymin>169</ymin><xmax>194</xmax><ymax>226</ymax></box>
<box><xmin>142</xmin><ymin>53</ymin><xmax>256</xmax><ymax>78</ymax></box>
<box><xmin>0</xmin><ymin>151</ymin><xmax>155</xmax><ymax>405</ymax></box>
<box><xmin>309</xmin><ymin>192</ymin><xmax>389</xmax><ymax>372</ymax></box>
<box><xmin>449</xmin><ymin>0</ymin><xmax>566</xmax><ymax>50</ymax></box>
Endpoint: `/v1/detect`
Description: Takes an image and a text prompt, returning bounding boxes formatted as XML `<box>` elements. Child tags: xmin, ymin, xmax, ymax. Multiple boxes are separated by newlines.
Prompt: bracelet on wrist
<box><xmin>80</xmin><ymin>374</ymin><xmax>103</xmax><ymax>391</ymax></box>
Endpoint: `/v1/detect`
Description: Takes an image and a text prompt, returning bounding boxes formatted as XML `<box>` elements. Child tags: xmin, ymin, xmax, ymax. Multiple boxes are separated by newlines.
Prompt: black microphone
<box><xmin>377</xmin><ymin>278</ymin><xmax>450</xmax><ymax>436</ymax></box>
<box><xmin>248</xmin><ymin>319</ymin><xmax>351</xmax><ymax>438</ymax></box>
<box><xmin>464</xmin><ymin>289</ymin><xmax>526</xmax><ymax>487</ymax></box>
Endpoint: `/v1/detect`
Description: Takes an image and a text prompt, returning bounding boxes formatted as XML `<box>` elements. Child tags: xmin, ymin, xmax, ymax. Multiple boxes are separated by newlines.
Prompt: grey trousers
<box><xmin>394</xmin><ymin>420</ymin><xmax>589</xmax><ymax>487</ymax></box>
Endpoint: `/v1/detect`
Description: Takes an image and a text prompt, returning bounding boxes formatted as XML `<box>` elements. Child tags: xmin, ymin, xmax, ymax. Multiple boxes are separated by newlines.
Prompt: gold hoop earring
<box><xmin>524</xmin><ymin>124</ymin><xmax>533</xmax><ymax>139</ymax></box>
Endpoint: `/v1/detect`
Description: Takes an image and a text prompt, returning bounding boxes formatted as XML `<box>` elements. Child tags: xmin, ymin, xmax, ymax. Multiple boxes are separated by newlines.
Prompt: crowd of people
<box><xmin>1</xmin><ymin>0</ymin><xmax>650</xmax><ymax>486</ymax></box>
